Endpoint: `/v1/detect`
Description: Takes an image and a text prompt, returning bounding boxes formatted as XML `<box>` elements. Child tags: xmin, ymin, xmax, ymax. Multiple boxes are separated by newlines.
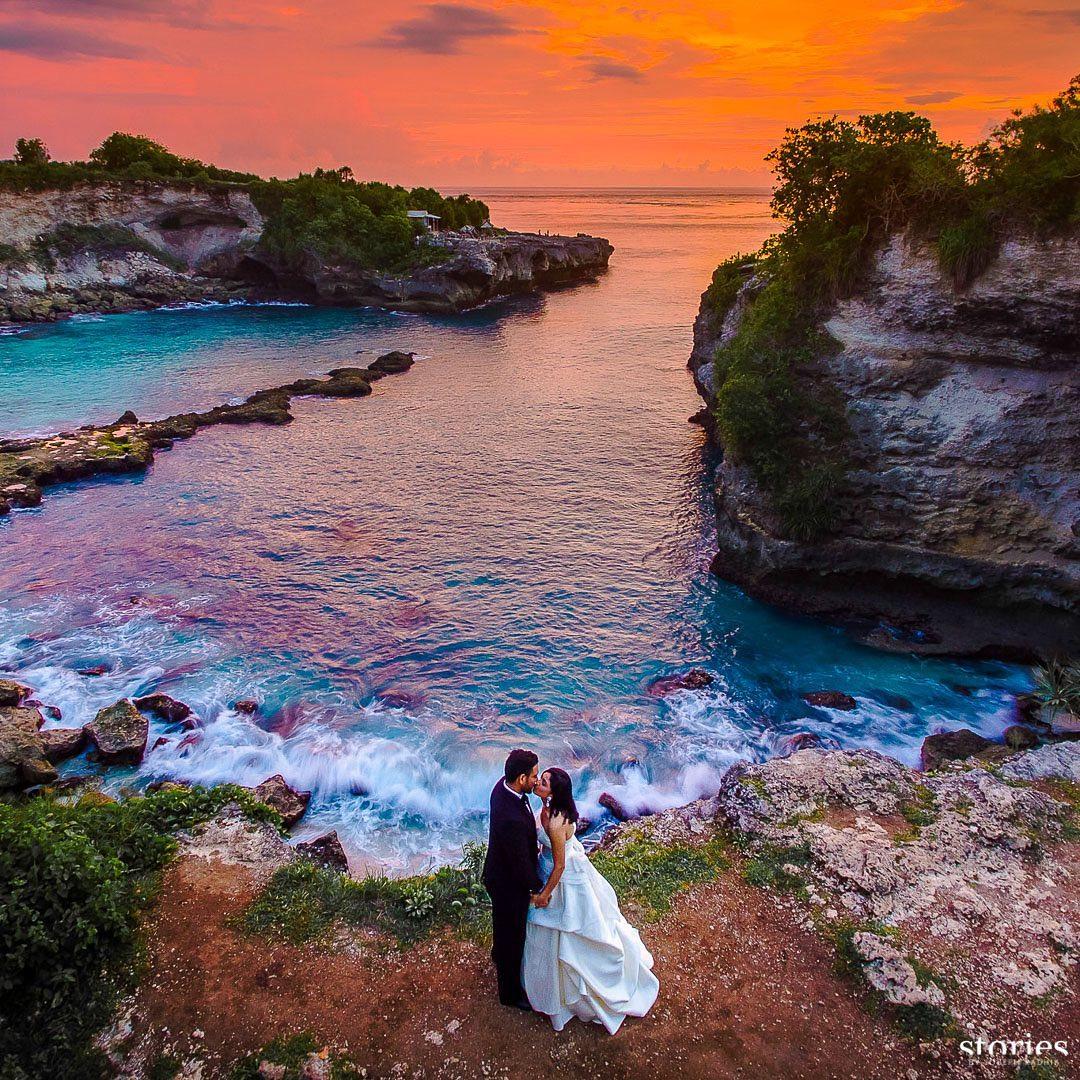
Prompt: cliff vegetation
<box><xmin>705</xmin><ymin>74</ymin><xmax>1079</xmax><ymax>540</ymax></box>
<box><xmin>0</xmin><ymin>132</ymin><xmax>491</xmax><ymax>274</ymax></box>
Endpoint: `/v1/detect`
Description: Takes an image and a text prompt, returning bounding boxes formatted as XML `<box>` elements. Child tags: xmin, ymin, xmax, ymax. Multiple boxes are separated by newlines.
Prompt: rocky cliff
<box><xmin>0</xmin><ymin>182</ymin><xmax>612</xmax><ymax>323</ymax></box>
<box><xmin>691</xmin><ymin>230</ymin><xmax>1080</xmax><ymax>659</ymax></box>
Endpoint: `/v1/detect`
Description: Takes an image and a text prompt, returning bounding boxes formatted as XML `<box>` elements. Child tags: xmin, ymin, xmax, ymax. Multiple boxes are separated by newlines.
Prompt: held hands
<box><xmin>531</xmin><ymin>892</ymin><xmax>551</xmax><ymax>908</ymax></box>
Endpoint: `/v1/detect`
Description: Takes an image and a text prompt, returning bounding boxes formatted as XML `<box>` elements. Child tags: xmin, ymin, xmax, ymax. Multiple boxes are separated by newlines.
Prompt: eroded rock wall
<box><xmin>690</xmin><ymin>231</ymin><xmax>1080</xmax><ymax>658</ymax></box>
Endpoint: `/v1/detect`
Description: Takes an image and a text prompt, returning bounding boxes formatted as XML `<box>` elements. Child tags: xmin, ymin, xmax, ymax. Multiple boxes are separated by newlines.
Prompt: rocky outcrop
<box><xmin>280</xmin><ymin>232</ymin><xmax>613</xmax><ymax>313</ymax></box>
<box><xmin>690</xmin><ymin>230</ymin><xmax>1080</xmax><ymax>659</ymax></box>
<box><xmin>606</xmin><ymin>741</ymin><xmax>1080</xmax><ymax>1038</ymax></box>
<box><xmin>0</xmin><ymin>705</ymin><xmax>56</xmax><ymax>788</ymax></box>
<box><xmin>0</xmin><ymin>353</ymin><xmax>413</xmax><ymax>517</ymax></box>
<box><xmin>0</xmin><ymin>182</ymin><xmax>612</xmax><ymax>324</ymax></box>
<box><xmin>87</xmin><ymin>700</ymin><xmax>148</xmax><ymax>765</ymax></box>
<box><xmin>252</xmin><ymin>774</ymin><xmax>311</xmax><ymax>827</ymax></box>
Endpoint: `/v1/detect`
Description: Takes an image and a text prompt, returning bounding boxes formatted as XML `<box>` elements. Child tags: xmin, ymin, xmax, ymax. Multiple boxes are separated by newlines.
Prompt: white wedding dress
<box><xmin>522</xmin><ymin>817</ymin><xmax>660</xmax><ymax>1033</ymax></box>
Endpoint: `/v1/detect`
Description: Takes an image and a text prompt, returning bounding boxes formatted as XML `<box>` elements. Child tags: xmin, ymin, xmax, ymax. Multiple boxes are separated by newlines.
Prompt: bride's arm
<box><xmin>532</xmin><ymin>818</ymin><xmax>568</xmax><ymax>908</ymax></box>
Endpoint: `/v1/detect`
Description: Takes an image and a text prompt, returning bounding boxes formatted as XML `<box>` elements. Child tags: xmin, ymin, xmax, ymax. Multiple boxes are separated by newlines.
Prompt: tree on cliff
<box><xmin>13</xmin><ymin>137</ymin><xmax>49</xmax><ymax>167</ymax></box>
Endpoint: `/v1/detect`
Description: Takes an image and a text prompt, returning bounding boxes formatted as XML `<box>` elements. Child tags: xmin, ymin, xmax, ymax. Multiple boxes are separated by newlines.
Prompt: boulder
<box><xmin>133</xmin><ymin>693</ymin><xmax>193</xmax><ymax>725</ymax></box>
<box><xmin>295</xmin><ymin>831</ymin><xmax>349</xmax><ymax>873</ymax></box>
<box><xmin>86</xmin><ymin>699</ymin><xmax>149</xmax><ymax>765</ymax></box>
<box><xmin>646</xmin><ymin>669</ymin><xmax>714</xmax><ymax>697</ymax></box>
<box><xmin>41</xmin><ymin>705</ymin><xmax>63</xmax><ymax>721</ymax></box>
<box><xmin>598</xmin><ymin>791</ymin><xmax>631</xmax><ymax>822</ymax></box>
<box><xmin>0</xmin><ymin>705</ymin><xmax>54</xmax><ymax>789</ymax></box>
<box><xmin>853</xmin><ymin>932</ymin><xmax>946</xmax><ymax>1008</ymax></box>
<box><xmin>77</xmin><ymin>664</ymin><xmax>110</xmax><ymax>677</ymax></box>
<box><xmin>920</xmin><ymin>728</ymin><xmax>994</xmax><ymax>771</ymax></box>
<box><xmin>1003</xmin><ymin>725</ymin><xmax>1039</xmax><ymax>751</ymax></box>
<box><xmin>777</xmin><ymin>732</ymin><xmax>822</xmax><ymax>756</ymax></box>
<box><xmin>0</xmin><ymin>679</ymin><xmax>32</xmax><ymax>707</ymax></box>
<box><xmin>803</xmin><ymin>690</ymin><xmax>857</xmax><ymax>711</ymax></box>
<box><xmin>368</xmin><ymin>351</ymin><xmax>415</xmax><ymax>375</ymax></box>
<box><xmin>39</xmin><ymin>726</ymin><xmax>88</xmax><ymax>763</ymax></box>
<box><xmin>232</xmin><ymin>699</ymin><xmax>259</xmax><ymax>715</ymax></box>
<box><xmin>253</xmin><ymin>774</ymin><xmax>311</xmax><ymax>827</ymax></box>
<box><xmin>1049</xmin><ymin>711</ymin><xmax>1080</xmax><ymax>737</ymax></box>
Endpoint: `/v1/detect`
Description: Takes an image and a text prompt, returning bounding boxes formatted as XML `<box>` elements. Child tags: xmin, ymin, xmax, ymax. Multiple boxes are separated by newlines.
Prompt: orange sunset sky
<box><xmin>0</xmin><ymin>0</ymin><xmax>1076</xmax><ymax>187</ymax></box>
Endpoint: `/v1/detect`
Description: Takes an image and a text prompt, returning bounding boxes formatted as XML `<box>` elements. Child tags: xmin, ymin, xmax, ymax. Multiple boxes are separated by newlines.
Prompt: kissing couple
<box><xmin>481</xmin><ymin>748</ymin><xmax>660</xmax><ymax>1034</ymax></box>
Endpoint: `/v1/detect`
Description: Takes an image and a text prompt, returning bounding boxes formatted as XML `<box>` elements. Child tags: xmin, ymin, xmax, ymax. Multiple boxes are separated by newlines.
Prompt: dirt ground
<box><xmin>107</xmin><ymin>852</ymin><xmax>995</xmax><ymax>1080</ymax></box>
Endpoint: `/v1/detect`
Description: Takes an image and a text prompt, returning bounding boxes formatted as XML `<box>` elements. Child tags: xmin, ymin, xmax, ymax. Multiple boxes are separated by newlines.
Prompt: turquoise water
<box><xmin>0</xmin><ymin>190</ymin><xmax>1028</xmax><ymax>869</ymax></box>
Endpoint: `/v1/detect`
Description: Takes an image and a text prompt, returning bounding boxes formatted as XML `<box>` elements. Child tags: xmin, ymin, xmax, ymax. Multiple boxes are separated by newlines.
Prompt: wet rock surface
<box><xmin>252</xmin><ymin>774</ymin><xmax>311</xmax><ymax>827</ymax></box>
<box><xmin>295</xmin><ymin>830</ymin><xmax>349</xmax><ymax>873</ymax></box>
<box><xmin>0</xmin><ymin>356</ymin><xmax>415</xmax><ymax>517</ymax></box>
<box><xmin>0</xmin><ymin>705</ymin><xmax>55</xmax><ymax>788</ymax></box>
<box><xmin>87</xmin><ymin>699</ymin><xmax>149</xmax><ymax>765</ymax></box>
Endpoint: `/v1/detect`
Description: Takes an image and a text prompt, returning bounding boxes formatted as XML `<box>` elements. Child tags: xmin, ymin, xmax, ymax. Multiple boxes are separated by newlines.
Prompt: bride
<box><xmin>523</xmin><ymin>767</ymin><xmax>660</xmax><ymax>1033</ymax></box>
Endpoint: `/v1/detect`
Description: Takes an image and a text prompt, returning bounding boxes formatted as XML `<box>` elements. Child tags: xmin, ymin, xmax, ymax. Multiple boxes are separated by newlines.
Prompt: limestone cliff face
<box><xmin>0</xmin><ymin>182</ymin><xmax>264</xmax><ymax>321</ymax></box>
<box><xmin>0</xmin><ymin>182</ymin><xmax>612</xmax><ymax>323</ymax></box>
<box><xmin>691</xmin><ymin>230</ymin><xmax>1080</xmax><ymax>659</ymax></box>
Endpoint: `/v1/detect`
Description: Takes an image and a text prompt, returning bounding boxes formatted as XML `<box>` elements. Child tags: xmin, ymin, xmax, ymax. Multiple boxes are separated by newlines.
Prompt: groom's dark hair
<box><xmin>504</xmin><ymin>748</ymin><xmax>538</xmax><ymax>783</ymax></box>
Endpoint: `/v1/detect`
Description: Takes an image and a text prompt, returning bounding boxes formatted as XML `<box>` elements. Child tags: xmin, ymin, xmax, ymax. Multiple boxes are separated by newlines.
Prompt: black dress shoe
<box><xmin>500</xmin><ymin>997</ymin><xmax>533</xmax><ymax>1011</ymax></box>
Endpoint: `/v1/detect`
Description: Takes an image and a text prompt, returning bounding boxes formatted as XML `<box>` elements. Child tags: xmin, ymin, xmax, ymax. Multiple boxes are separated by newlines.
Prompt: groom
<box><xmin>482</xmin><ymin>748</ymin><xmax>543</xmax><ymax>1009</ymax></box>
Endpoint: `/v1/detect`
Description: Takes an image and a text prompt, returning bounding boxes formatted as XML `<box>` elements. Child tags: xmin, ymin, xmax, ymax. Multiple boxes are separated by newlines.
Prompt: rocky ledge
<box><xmin>0</xmin><ymin>182</ymin><xmax>612</xmax><ymax>324</ymax></box>
<box><xmin>690</xmin><ymin>230</ymin><xmax>1080</xmax><ymax>659</ymax></box>
<box><xmin>0</xmin><ymin>350</ymin><xmax>415</xmax><ymax>516</ymax></box>
<box><xmin>604</xmin><ymin>739</ymin><xmax>1080</xmax><ymax>1050</ymax></box>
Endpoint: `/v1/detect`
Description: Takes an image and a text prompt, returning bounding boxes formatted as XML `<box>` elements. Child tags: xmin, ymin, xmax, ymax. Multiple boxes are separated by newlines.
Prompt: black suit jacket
<box><xmin>482</xmin><ymin>779</ymin><xmax>543</xmax><ymax>896</ymax></box>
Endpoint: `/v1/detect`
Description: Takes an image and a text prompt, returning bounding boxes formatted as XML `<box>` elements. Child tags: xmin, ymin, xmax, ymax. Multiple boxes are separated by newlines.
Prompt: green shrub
<box><xmin>708</xmin><ymin>75</ymin><xmax>1079</xmax><ymax>540</ymax></box>
<box><xmin>740</xmin><ymin>841</ymin><xmax>812</xmax><ymax>898</ymax></box>
<box><xmin>229</xmin><ymin>1032</ymin><xmax>359</xmax><ymax>1080</ymax></box>
<box><xmin>592</xmin><ymin>835</ymin><xmax>730</xmax><ymax>917</ymax></box>
<box><xmin>938</xmin><ymin>212</ymin><xmax>998</xmax><ymax>287</ymax></box>
<box><xmin>239</xmin><ymin>840</ymin><xmax>489</xmax><ymax>946</ymax></box>
<box><xmin>0</xmin><ymin>131</ymin><xmax>491</xmax><ymax>274</ymax></box>
<box><xmin>0</xmin><ymin>784</ymin><xmax>282</xmax><ymax>1077</ymax></box>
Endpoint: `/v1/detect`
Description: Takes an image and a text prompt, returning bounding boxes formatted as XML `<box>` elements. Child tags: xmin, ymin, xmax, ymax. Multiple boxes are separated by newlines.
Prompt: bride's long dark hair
<box><xmin>545</xmin><ymin>767</ymin><xmax>579</xmax><ymax>825</ymax></box>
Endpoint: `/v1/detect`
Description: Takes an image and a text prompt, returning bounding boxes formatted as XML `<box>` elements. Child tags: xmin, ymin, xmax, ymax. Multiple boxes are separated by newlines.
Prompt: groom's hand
<box><xmin>531</xmin><ymin>892</ymin><xmax>550</xmax><ymax>908</ymax></box>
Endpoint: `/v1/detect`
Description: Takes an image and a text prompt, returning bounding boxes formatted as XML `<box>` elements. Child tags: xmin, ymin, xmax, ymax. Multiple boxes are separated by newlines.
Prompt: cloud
<box><xmin>371</xmin><ymin>3</ymin><xmax>518</xmax><ymax>55</ymax></box>
<box><xmin>580</xmin><ymin>55</ymin><xmax>645</xmax><ymax>81</ymax></box>
<box><xmin>906</xmin><ymin>90</ymin><xmax>961</xmax><ymax>104</ymax></box>
<box><xmin>0</xmin><ymin>0</ymin><xmax>256</xmax><ymax>29</ymax></box>
<box><xmin>1024</xmin><ymin>6</ymin><xmax>1080</xmax><ymax>26</ymax></box>
<box><xmin>0</xmin><ymin>20</ymin><xmax>150</xmax><ymax>58</ymax></box>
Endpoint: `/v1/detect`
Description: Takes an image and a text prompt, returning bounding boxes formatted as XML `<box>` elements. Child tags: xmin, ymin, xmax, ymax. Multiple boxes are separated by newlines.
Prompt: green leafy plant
<box><xmin>238</xmin><ymin>842</ymin><xmax>491</xmax><ymax>947</ymax></box>
<box><xmin>706</xmin><ymin>75</ymin><xmax>1080</xmax><ymax>541</ymax></box>
<box><xmin>0</xmin><ymin>784</ymin><xmax>282</xmax><ymax>1077</ymax></box>
<box><xmin>229</xmin><ymin>1032</ymin><xmax>360</xmax><ymax>1080</ymax></box>
<box><xmin>1032</xmin><ymin>657</ymin><xmax>1080</xmax><ymax>720</ymax></box>
<box><xmin>591</xmin><ymin>834</ymin><xmax>730</xmax><ymax>917</ymax></box>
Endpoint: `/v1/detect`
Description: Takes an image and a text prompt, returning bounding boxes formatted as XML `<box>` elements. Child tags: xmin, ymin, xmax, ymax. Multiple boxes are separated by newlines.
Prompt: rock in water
<box><xmin>87</xmin><ymin>700</ymin><xmax>149</xmax><ymax>765</ymax></box>
<box><xmin>232</xmin><ymin>699</ymin><xmax>259</xmax><ymax>715</ymax></box>
<box><xmin>295</xmin><ymin>831</ymin><xmax>349</xmax><ymax>872</ymax></box>
<box><xmin>133</xmin><ymin>693</ymin><xmax>193</xmax><ymax>725</ymax></box>
<box><xmin>253</xmin><ymin>774</ymin><xmax>311</xmax><ymax>827</ymax></box>
<box><xmin>0</xmin><ymin>705</ymin><xmax>56</xmax><ymax>788</ymax></box>
<box><xmin>803</xmin><ymin>690</ymin><xmax>857</xmax><ymax>711</ymax></box>
<box><xmin>920</xmin><ymin>728</ymin><xmax>994</xmax><ymax>771</ymax></box>
<box><xmin>368</xmin><ymin>351</ymin><xmax>415</xmax><ymax>375</ymax></box>
<box><xmin>599</xmin><ymin>792</ymin><xmax>631</xmax><ymax>822</ymax></box>
<box><xmin>1003</xmin><ymin>725</ymin><xmax>1040</xmax><ymax>751</ymax></box>
<box><xmin>39</xmin><ymin>726</ymin><xmax>88</xmax><ymax>763</ymax></box>
<box><xmin>646</xmin><ymin>669</ymin><xmax>714</xmax><ymax>696</ymax></box>
<box><xmin>0</xmin><ymin>679</ymin><xmax>32</xmax><ymax>707</ymax></box>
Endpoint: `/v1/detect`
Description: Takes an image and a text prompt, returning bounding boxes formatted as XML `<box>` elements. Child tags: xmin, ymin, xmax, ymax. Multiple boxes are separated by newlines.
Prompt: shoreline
<box><xmin>0</xmin><ymin>350</ymin><xmax>416</xmax><ymax>518</ymax></box>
